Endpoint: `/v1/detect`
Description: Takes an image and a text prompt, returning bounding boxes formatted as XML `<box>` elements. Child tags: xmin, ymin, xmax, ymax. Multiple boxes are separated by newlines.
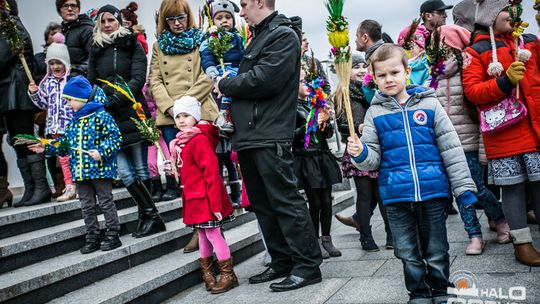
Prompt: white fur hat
<box><xmin>173</xmin><ymin>96</ymin><xmax>201</xmax><ymax>121</ymax></box>
<box><xmin>45</xmin><ymin>32</ymin><xmax>71</xmax><ymax>71</ymax></box>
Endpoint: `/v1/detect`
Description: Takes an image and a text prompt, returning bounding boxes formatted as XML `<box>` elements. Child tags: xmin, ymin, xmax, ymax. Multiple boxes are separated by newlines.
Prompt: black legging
<box><xmin>0</xmin><ymin>133</ymin><xmax>7</xmax><ymax>177</ymax></box>
<box><xmin>305</xmin><ymin>186</ymin><xmax>333</xmax><ymax>236</ymax></box>
<box><xmin>353</xmin><ymin>176</ymin><xmax>391</xmax><ymax>236</ymax></box>
<box><xmin>3</xmin><ymin>110</ymin><xmax>36</xmax><ymax>158</ymax></box>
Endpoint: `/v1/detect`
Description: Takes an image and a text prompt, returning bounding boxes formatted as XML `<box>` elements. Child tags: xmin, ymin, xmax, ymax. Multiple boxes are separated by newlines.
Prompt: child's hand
<box><xmin>28</xmin><ymin>82</ymin><xmax>38</xmax><ymax>94</ymax></box>
<box><xmin>318</xmin><ymin>108</ymin><xmax>330</xmax><ymax>125</ymax></box>
<box><xmin>347</xmin><ymin>135</ymin><xmax>364</xmax><ymax>158</ymax></box>
<box><xmin>28</xmin><ymin>143</ymin><xmax>45</xmax><ymax>153</ymax></box>
<box><xmin>358</xmin><ymin>123</ymin><xmax>365</xmax><ymax>134</ymax></box>
<box><xmin>163</xmin><ymin>160</ymin><xmax>173</xmax><ymax>175</ymax></box>
<box><xmin>88</xmin><ymin>149</ymin><xmax>101</xmax><ymax>161</ymax></box>
<box><xmin>214</xmin><ymin>212</ymin><xmax>223</xmax><ymax>221</ymax></box>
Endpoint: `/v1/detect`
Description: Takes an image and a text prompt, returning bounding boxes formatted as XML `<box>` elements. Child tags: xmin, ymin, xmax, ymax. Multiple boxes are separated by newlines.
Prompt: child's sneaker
<box><xmin>56</xmin><ymin>184</ymin><xmax>77</xmax><ymax>202</ymax></box>
<box><xmin>215</xmin><ymin>109</ymin><xmax>234</xmax><ymax>133</ymax></box>
<box><xmin>80</xmin><ymin>232</ymin><xmax>100</xmax><ymax>254</ymax></box>
<box><xmin>465</xmin><ymin>237</ymin><xmax>485</xmax><ymax>255</ymax></box>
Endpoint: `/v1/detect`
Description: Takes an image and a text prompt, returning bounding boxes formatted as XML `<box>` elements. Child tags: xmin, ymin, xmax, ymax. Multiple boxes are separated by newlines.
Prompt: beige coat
<box><xmin>150</xmin><ymin>42</ymin><xmax>218</xmax><ymax>126</ymax></box>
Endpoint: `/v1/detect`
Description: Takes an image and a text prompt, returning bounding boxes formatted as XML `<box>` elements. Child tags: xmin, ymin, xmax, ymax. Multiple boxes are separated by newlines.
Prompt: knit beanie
<box><xmin>453</xmin><ymin>0</ymin><xmax>475</xmax><ymax>32</ymax></box>
<box><xmin>397</xmin><ymin>24</ymin><xmax>429</xmax><ymax>49</ymax></box>
<box><xmin>97</xmin><ymin>4</ymin><xmax>123</xmax><ymax>25</ymax></box>
<box><xmin>439</xmin><ymin>25</ymin><xmax>471</xmax><ymax>51</ymax></box>
<box><xmin>62</xmin><ymin>75</ymin><xmax>93</xmax><ymax>103</ymax></box>
<box><xmin>173</xmin><ymin>96</ymin><xmax>201</xmax><ymax>121</ymax></box>
<box><xmin>351</xmin><ymin>52</ymin><xmax>366</xmax><ymax>67</ymax></box>
<box><xmin>45</xmin><ymin>33</ymin><xmax>71</xmax><ymax>71</ymax></box>
<box><xmin>211</xmin><ymin>0</ymin><xmax>239</xmax><ymax>19</ymax></box>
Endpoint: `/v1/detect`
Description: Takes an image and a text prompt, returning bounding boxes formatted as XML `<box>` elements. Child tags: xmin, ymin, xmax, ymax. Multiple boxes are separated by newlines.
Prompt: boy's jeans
<box><xmin>457</xmin><ymin>152</ymin><xmax>505</xmax><ymax>239</ymax></box>
<box><xmin>387</xmin><ymin>200</ymin><xmax>450</xmax><ymax>304</ymax></box>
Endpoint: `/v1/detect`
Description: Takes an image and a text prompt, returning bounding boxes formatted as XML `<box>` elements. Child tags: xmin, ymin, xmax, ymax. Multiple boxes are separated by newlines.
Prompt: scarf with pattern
<box><xmin>158</xmin><ymin>28</ymin><xmax>203</xmax><ymax>55</ymax></box>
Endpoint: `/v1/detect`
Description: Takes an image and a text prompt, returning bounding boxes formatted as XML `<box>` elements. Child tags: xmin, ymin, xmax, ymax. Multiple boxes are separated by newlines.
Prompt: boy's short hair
<box><xmin>369</xmin><ymin>43</ymin><xmax>408</xmax><ymax>74</ymax></box>
<box><xmin>359</xmin><ymin>20</ymin><xmax>382</xmax><ymax>43</ymax></box>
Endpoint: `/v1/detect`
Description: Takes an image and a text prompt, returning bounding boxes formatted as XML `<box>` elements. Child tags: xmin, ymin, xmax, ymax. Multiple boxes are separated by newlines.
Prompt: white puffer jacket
<box><xmin>435</xmin><ymin>55</ymin><xmax>480</xmax><ymax>153</ymax></box>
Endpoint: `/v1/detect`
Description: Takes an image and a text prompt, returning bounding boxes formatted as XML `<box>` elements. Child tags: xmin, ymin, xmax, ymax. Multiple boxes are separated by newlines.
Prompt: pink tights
<box><xmin>58</xmin><ymin>155</ymin><xmax>73</xmax><ymax>185</ymax></box>
<box><xmin>198</xmin><ymin>227</ymin><xmax>231</xmax><ymax>261</ymax></box>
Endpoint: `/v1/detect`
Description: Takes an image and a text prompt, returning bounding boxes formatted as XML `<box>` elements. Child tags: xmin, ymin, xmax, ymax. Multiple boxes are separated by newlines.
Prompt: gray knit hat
<box><xmin>453</xmin><ymin>0</ymin><xmax>475</xmax><ymax>32</ymax></box>
<box><xmin>211</xmin><ymin>0</ymin><xmax>239</xmax><ymax>19</ymax></box>
<box><xmin>352</xmin><ymin>52</ymin><xmax>366</xmax><ymax>68</ymax></box>
<box><xmin>474</xmin><ymin>0</ymin><xmax>510</xmax><ymax>28</ymax></box>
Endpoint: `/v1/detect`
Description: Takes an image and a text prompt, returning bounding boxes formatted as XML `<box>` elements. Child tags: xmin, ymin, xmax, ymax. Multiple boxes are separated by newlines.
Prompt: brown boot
<box><xmin>199</xmin><ymin>257</ymin><xmax>216</xmax><ymax>291</ymax></box>
<box><xmin>334</xmin><ymin>214</ymin><xmax>360</xmax><ymax>230</ymax></box>
<box><xmin>510</xmin><ymin>227</ymin><xmax>540</xmax><ymax>266</ymax></box>
<box><xmin>184</xmin><ymin>230</ymin><xmax>199</xmax><ymax>253</ymax></box>
<box><xmin>210</xmin><ymin>257</ymin><xmax>239</xmax><ymax>294</ymax></box>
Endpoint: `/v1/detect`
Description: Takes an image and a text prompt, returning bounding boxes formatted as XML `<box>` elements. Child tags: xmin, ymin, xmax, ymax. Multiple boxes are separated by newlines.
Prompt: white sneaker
<box><xmin>57</xmin><ymin>184</ymin><xmax>77</xmax><ymax>202</ymax></box>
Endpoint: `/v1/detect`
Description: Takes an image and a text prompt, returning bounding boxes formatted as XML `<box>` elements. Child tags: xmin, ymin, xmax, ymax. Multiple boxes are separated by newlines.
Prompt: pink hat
<box><xmin>438</xmin><ymin>24</ymin><xmax>471</xmax><ymax>51</ymax></box>
<box><xmin>397</xmin><ymin>24</ymin><xmax>429</xmax><ymax>50</ymax></box>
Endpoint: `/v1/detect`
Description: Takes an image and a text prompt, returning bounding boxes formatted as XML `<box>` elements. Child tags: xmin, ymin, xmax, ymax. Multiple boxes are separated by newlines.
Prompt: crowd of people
<box><xmin>0</xmin><ymin>0</ymin><xmax>539</xmax><ymax>302</ymax></box>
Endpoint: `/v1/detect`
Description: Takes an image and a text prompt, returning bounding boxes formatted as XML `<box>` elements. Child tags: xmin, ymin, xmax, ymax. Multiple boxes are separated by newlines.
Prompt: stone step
<box><xmin>43</xmin><ymin>189</ymin><xmax>355</xmax><ymax>304</ymax></box>
<box><xmin>0</xmin><ymin>188</ymin><xmax>162</xmax><ymax>239</ymax></box>
<box><xmin>0</xmin><ymin>210</ymin><xmax>257</xmax><ymax>304</ymax></box>
<box><xmin>0</xmin><ymin>199</ymin><xmax>182</xmax><ymax>274</ymax></box>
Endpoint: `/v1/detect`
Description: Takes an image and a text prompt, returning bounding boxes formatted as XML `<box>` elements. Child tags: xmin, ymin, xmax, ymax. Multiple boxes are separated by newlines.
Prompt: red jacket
<box><xmin>462</xmin><ymin>33</ymin><xmax>540</xmax><ymax>159</ymax></box>
<box><xmin>177</xmin><ymin>123</ymin><xmax>233</xmax><ymax>225</ymax></box>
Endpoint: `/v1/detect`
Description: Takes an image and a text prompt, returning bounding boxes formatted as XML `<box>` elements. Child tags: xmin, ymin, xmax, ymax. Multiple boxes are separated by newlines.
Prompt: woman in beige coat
<box><xmin>150</xmin><ymin>0</ymin><xmax>217</xmax><ymax>145</ymax></box>
<box><xmin>150</xmin><ymin>0</ymin><xmax>218</xmax><ymax>253</ymax></box>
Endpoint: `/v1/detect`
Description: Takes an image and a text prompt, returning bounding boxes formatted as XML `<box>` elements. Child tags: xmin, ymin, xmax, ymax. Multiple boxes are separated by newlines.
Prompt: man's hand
<box><xmin>214</xmin><ymin>70</ymin><xmax>232</xmax><ymax>99</ymax></box>
<box><xmin>347</xmin><ymin>135</ymin><xmax>364</xmax><ymax>158</ymax></box>
<box><xmin>88</xmin><ymin>149</ymin><xmax>101</xmax><ymax>161</ymax></box>
<box><xmin>318</xmin><ymin>107</ymin><xmax>330</xmax><ymax>125</ymax></box>
<box><xmin>28</xmin><ymin>143</ymin><xmax>45</xmax><ymax>154</ymax></box>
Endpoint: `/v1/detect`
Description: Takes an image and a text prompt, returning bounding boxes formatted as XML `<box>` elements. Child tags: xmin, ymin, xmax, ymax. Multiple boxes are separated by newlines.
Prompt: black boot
<box><xmin>80</xmin><ymin>232</ymin><xmax>101</xmax><ymax>254</ymax></box>
<box><xmin>162</xmin><ymin>175</ymin><xmax>178</xmax><ymax>201</ymax></box>
<box><xmin>229</xmin><ymin>180</ymin><xmax>242</xmax><ymax>209</ymax></box>
<box><xmin>151</xmin><ymin>177</ymin><xmax>163</xmax><ymax>202</ymax></box>
<box><xmin>100</xmin><ymin>229</ymin><xmax>122</xmax><ymax>251</ymax></box>
<box><xmin>127</xmin><ymin>180</ymin><xmax>166</xmax><ymax>238</ymax></box>
<box><xmin>360</xmin><ymin>225</ymin><xmax>379</xmax><ymax>252</ymax></box>
<box><xmin>13</xmin><ymin>158</ymin><xmax>33</xmax><ymax>207</ymax></box>
<box><xmin>24</xmin><ymin>154</ymin><xmax>51</xmax><ymax>206</ymax></box>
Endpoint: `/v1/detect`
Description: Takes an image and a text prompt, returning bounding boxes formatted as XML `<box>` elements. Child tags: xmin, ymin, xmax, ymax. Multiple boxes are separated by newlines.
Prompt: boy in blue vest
<box><xmin>30</xmin><ymin>75</ymin><xmax>123</xmax><ymax>254</ymax></box>
<box><xmin>347</xmin><ymin>43</ymin><xmax>477</xmax><ymax>304</ymax></box>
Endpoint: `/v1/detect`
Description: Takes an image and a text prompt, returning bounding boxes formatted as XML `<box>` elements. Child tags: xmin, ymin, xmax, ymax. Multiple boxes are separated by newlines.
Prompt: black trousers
<box><xmin>238</xmin><ymin>144</ymin><xmax>322</xmax><ymax>277</ymax></box>
<box><xmin>3</xmin><ymin>110</ymin><xmax>35</xmax><ymax>158</ymax></box>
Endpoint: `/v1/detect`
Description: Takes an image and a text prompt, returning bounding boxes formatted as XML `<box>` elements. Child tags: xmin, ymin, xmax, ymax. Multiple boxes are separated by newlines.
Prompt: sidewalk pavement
<box><xmin>166</xmin><ymin>204</ymin><xmax>540</xmax><ymax>304</ymax></box>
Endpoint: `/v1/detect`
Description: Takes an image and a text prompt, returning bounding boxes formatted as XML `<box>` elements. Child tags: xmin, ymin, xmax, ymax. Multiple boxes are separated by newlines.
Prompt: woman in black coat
<box><xmin>0</xmin><ymin>0</ymin><xmax>50</xmax><ymax>207</ymax></box>
<box><xmin>293</xmin><ymin>71</ymin><xmax>342</xmax><ymax>259</ymax></box>
<box><xmin>88</xmin><ymin>5</ymin><xmax>165</xmax><ymax>238</ymax></box>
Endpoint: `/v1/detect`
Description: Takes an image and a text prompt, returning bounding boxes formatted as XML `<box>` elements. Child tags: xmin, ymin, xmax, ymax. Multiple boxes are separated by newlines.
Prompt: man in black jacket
<box><xmin>56</xmin><ymin>0</ymin><xmax>93</xmax><ymax>76</ymax></box>
<box><xmin>216</xmin><ymin>0</ymin><xmax>322</xmax><ymax>292</ymax></box>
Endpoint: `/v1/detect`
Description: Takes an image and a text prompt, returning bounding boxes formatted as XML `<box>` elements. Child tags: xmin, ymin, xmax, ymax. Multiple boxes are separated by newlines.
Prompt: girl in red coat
<box><xmin>462</xmin><ymin>0</ymin><xmax>540</xmax><ymax>266</ymax></box>
<box><xmin>166</xmin><ymin>96</ymin><xmax>237</xmax><ymax>293</ymax></box>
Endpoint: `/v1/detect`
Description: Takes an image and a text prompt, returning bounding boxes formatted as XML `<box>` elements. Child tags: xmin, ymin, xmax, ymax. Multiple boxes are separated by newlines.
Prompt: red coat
<box><xmin>462</xmin><ymin>33</ymin><xmax>540</xmax><ymax>159</ymax></box>
<box><xmin>177</xmin><ymin>123</ymin><xmax>233</xmax><ymax>225</ymax></box>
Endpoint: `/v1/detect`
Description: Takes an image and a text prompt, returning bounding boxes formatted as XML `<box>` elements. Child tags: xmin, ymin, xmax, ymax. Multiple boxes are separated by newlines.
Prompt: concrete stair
<box><xmin>0</xmin><ymin>181</ymin><xmax>355</xmax><ymax>304</ymax></box>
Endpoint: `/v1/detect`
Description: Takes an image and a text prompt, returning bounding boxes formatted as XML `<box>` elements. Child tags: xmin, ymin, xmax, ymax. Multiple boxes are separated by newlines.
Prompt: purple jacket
<box><xmin>29</xmin><ymin>75</ymin><xmax>73</xmax><ymax>135</ymax></box>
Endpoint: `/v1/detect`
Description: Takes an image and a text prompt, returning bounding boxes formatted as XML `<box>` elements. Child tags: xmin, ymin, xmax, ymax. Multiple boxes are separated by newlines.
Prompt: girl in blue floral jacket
<box><xmin>30</xmin><ymin>76</ymin><xmax>123</xmax><ymax>254</ymax></box>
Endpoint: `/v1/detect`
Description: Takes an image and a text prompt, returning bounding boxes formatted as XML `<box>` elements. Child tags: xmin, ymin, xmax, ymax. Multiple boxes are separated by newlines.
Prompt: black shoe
<box><xmin>248</xmin><ymin>267</ymin><xmax>288</xmax><ymax>284</ymax></box>
<box><xmin>80</xmin><ymin>232</ymin><xmax>101</xmax><ymax>254</ymax></box>
<box><xmin>127</xmin><ymin>180</ymin><xmax>166</xmax><ymax>238</ymax></box>
<box><xmin>360</xmin><ymin>225</ymin><xmax>380</xmax><ymax>252</ymax></box>
<box><xmin>269</xmin><ymin>273</ymin><xmax>322</xmax><ymax>292</ymax></box>
<box><xmin>100</xmin><ymin>230</ymin><xmax>122</xmax><ymax>251</ymax></box>
<box><xmin>150</xmin><ymin>177</ymin><xmax>164</xmax><ymax>202</ymax></box>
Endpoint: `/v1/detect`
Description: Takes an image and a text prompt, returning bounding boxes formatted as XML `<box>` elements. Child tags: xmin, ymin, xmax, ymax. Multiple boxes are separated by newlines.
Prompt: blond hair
<box><xmin>369</xmin><ymin>43</ymin><xmax>408</xmax><ymax>74</ymax></box>
<box><xmin>156</xmin><ymin>0</ymin><xmax>196</xmax><ymax>35</ymax></box>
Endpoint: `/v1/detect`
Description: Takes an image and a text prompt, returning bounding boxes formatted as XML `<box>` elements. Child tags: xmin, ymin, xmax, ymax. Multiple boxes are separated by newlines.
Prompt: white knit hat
<box><xmin>45</xmin><ymin>32</ymin><xmax>71</xmax><ymax>71</ymax></box>
<box><xmin>173</xmin><ymin>96</ymin><xmax>201</xmax><ymax>121</ymax></box>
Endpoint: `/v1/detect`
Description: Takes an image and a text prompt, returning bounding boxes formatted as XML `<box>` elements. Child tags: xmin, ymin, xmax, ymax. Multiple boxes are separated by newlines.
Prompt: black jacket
<box><xmin>219</xmin><ymin>12</ymin><xmax>302</xmax><ymax>151</ymax></box>
<box><xmin>62</xmin><ymin>14</ymin><xmax>93</xmax><ymax>76</ymax></box>
<box><xmin>0</xmin><ymin>16</ymin><xmax>38</xmax><ymax>115</ymax></box>
<box><xmin>336</xmin><ymin>81</ymin><xmax>369</xmax><ymax>143</ymax></box>
<box><xmin>88</xmin><ymin>33</ymin><xmax>148</xmax><ymax>147</ymax></box>
<box><xmin>293</xmin><ymin>99</ymin><xmax>333</xmax><ymax>154</ymax></box>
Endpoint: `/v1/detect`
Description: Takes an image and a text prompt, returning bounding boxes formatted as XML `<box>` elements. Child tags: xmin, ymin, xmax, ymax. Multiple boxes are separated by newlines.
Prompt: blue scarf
<box><xmin>72</xmin><ymin>101</ymin><xmax>105</xmax><ymax>120</ymax></box>
<box><xmin>158</xmin><ymin>28</ymin><xmax>203</xmax><ymax>55</ymax></box>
